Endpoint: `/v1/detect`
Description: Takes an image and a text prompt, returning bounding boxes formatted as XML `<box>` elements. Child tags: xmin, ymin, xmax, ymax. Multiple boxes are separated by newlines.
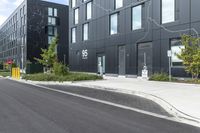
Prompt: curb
<box><xmin>75</xmin><ymin>84</ymin><xmax>200</xmax><ymax>125</ymax></box>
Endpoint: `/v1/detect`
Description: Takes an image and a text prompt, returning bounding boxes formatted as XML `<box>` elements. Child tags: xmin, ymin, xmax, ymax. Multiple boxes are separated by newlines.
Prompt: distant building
<box><xmin>69</xmin><ymin>0</ymin><xmax>200</xmax><ymax>77</ymax></box>
<box><xmin>0</xmin><ymin>0</ymin><xmax>69</xmax><ymax>70</ymax></box>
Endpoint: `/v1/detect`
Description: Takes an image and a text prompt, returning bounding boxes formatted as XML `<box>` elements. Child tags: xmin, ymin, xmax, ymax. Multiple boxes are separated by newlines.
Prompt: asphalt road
<box><xmin>40</xmin><ymin>84</ymin><xmax>171</xmax><ymax>116</ymax></box>
<box><xmin>0</xmin><ymin>78</ymin><xmax>200</xmax><ymax>133</ymax></box>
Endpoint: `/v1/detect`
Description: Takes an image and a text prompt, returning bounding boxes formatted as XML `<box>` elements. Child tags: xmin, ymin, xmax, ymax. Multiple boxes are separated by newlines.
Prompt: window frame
<box><xmin>86</xmin><ymin>1</ymin><xmax>92</xmax><ymax>20</ymax></box>
<box><xmin>71</xmin><ymin>27</ymin><xmax>77</xmax><ymax>43</ymax></box>
<box><xmin>110</xmin><ymin>13</ymin><xmax>118</xmax><ymax>35</ymax></box>
<box><xmin>161</xmin><ymin>0</ymin><xmax>176</xmax><ymax>24</ymax></box>
<box><xmin>74</xmin><ymin>8</ymin><xmax>79</xmax><ymax>25</ymax></box>
<box><xmin>115</xmin><ymin>0</ymin><xmax>123</xmax><ymax>9</ymax></box>
<box><xmin>83</xmin><ymin>23</ymin><xmax>89</xmax><ymax>41</ymax></box>
<box><xmin>132</xmin><ymin>5</ymin><xmax>142</xmax><ymax>31</ymax></box>
<box><xmin>71</xmin><ymin>0</ymin><xmax>76</xmax><ymax>8</ymax></box>
<box><xmin>170</xmin><ymin>38</ymin><xmax>184</xmax><ymax>67</ymax></box>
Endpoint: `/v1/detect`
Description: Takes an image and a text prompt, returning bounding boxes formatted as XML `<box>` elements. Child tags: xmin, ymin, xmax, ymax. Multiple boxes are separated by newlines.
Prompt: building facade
<box><xmin>69</xmin><ymin>0</ymin><xmax>200</xmax><ymax>77</ymax></box>
<box><xmin>0</xmin><ymin>0</ymin><xmax>69</xmax><ymax>70</ymax></box>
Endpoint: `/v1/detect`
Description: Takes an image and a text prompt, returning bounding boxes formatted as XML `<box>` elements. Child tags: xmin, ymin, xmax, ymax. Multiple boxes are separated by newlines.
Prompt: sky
<box><xmin>0</xmin><ymin>0</ymin><xmax>68</xmax><ymax>26</ymax></box>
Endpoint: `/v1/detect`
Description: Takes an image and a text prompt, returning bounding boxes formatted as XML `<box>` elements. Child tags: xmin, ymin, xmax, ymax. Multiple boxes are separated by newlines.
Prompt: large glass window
<box><xmin>115</xmin><ymin>0</ymin><xmax>123</xmax><ymax>9</ymax></box>
<box><xmin>48</xmin><ymin>36</ymin><xmax>54</xmax><ymax>44</ymax></box>
<box><xmin>74</xmin><ymin>8</ymin><xmax>79</xmax><ymax>24</ymax></box>
<box><xmin>48</xmin><ymin>8</ymin><xmax>53</xmax><ymax>16</ymax></box>
<box><xmin>110</xmin><ymin>13</ymin><xmax>118</xmax><ymax>35</ymax></box>
<box><xmin>162</xmin><ymin>0</ymin><xmax>175</xmax><ymax>24</ymax></box>
<box><xmin>72</xmin><ymin>27</ymin><xmax>76</xmax><ymax>43</ymax></box>
<box><xmin>132</xmin><ymin>5</ymin><xmax>142</xmax><ymax>30</ymax></box>
<box><xmin>83</xmin><ymin>23</ymin><xmax>89</xmax><ymax>41</ymax></box>
<box><xmin>48</xmin><ymin>17</ymin><xmax>56</xmax><ymax>25</ymax></box>
<box><xmin>72</xmin><ymin>0</ymin><xmax>76</xmax><ymax>8</ymax></box>
<box><xmin>171</xmin><ymin>39</ymin><xmax>184</xmax><ymax>67</ymax></box>
<box><xmin>54</xmin><ymin>8</ymin><xmax>57</xmax><ymax>17</ymax></box>
<box><xmin>86</xmin><ymin>2</ymin><xmax>92</xmax><ymax>20</ymax></box>
<box><xmin>48</xmin><ymin>26</ymin><xmax>57</xmax><ymax>36</ymax></box>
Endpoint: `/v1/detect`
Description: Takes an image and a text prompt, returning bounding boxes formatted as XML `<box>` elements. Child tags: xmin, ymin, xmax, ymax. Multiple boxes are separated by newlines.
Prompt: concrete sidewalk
<box><xmin>72</xmin><ymin>76</ymin><xmax>200</xmax><ymax>122</ymax></box>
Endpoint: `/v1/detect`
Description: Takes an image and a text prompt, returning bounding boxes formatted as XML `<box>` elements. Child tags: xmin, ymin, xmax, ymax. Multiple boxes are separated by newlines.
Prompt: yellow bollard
<box><xmin>12</xmin><ymin>67</ymin><xmax>20</xmax><ymax>80</ymax></box>
<box><xmin>17</xmin><ymin>68</ymin><xmax>20</xmax><ymax>79</ymax></box>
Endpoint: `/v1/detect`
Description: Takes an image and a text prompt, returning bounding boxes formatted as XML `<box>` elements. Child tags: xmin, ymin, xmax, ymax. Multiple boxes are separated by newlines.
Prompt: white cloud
<box><xmin>0</xmin><ymin>15</ymin><xmax>7</xmax><ymax>26</ymax></box>
<box><xmin>0</xmin><ymin>0</ymin><xmax>24</xmax><ymax>26</ymax></box>
<box><xmin>14</xmin><ymin>0</ymin><xmax>24</xmax><ymax>6</ymax></box>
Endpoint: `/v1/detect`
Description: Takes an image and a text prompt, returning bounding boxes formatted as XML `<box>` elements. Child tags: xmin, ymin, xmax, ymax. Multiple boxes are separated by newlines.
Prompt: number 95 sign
<box><xmin>82</xmin><ymin>49</ymin><xmax>88</xmax><ymax>60</ymax></box>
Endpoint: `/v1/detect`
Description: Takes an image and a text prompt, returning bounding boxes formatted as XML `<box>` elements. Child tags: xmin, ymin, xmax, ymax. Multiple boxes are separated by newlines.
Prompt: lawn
<box><xmin>0</xmin><ymin>70</ymin><xmax>11</xmax><ymax>77</ymax></box>
<box><xmin>149</xmin><ymin>73</ymin><xmax>200</xmax><ymax>84</ymax></box>
<box><xmin>22</xmin><ymin>72</ymin><xmax>103</xmax><ymax>82</ymax></box>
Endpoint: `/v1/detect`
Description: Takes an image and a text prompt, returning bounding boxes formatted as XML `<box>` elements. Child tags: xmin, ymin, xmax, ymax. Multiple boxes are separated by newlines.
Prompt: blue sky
<box><xmin>0</xmin><ymin>0</ymin><xmax>68</xmax><ymax>26</ymax></box>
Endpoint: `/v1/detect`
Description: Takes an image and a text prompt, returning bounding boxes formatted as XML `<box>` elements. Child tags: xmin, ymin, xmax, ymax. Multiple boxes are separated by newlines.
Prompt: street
<box><xmin>0</xmin><ymin>78</ymin><xmax>199</xmax><ymax>133</ymax></box>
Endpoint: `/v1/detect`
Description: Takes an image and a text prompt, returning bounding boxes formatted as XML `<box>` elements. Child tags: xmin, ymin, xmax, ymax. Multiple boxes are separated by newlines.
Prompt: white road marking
<box><xmin>6</xmin><ymin>78</ymin><xmax>200</xmax><ymax>128</ymax></box>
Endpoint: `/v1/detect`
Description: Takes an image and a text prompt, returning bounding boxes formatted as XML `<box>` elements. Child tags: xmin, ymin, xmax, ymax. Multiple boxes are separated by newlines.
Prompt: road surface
<box><xmin>0</xmin><ymin>78</ymin><xmax>199</xmax><ymax>133</ymax></box>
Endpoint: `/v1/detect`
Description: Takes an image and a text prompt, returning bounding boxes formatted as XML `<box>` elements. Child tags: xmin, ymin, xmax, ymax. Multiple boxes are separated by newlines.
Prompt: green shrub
<box><xmin>11</xmin><ymin>63</ymin><xmax>17</xmax><ymax>68</ymax></box>
<box><xmin>0</xmin><ymin>61</ymin><xmax>3</xmax><ymax>70</ymax></box>
<box><xmin>186</xmin><ymin>79</ymin><xmax>200</xmax><ymax>84</ymax></box>
<box><xmin>53</xmin><ymin>62</ymin><xmax>69</xmax><ymax>76</ymax></box>
<box><xmin>22</xmin><ymin>72</ymin><xmax>102</xmax><ymax>82</ymax></box>
<box><xmin>0</xmin><ymin>71</ymin><xmax>11</xmax><ymax>77</ymax></box>
<box><xmin>149</xmin><ymin>73</ymin><xmax>170</xmax><ymax>81</ymax></box>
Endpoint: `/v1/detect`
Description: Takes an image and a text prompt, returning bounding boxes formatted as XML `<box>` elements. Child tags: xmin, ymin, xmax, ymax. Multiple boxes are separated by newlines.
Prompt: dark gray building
<box><xmin>0</xmin><ymin>0</ymin><xmax>69</xmax><ymax>70</ymax></box>
<box><xmin>69</xmin><ymin>0</ymin><xmax>200</xmax><ymax>77</ymax></box>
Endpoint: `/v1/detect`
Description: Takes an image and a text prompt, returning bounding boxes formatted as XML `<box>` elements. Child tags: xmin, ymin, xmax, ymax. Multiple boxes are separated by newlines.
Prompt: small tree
<box><xmin>177</xmin><ymin>35</ymin><xmax>200</xmax><ymax>79</ymax></box>
<box><xmin>35</xmin><ymin>37</ymin><xmax>58</xmax><ymax>73</ymax></box>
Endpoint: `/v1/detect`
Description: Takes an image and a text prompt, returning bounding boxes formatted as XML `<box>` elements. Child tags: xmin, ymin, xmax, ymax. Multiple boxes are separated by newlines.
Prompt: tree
<box><xmin>35</xmin><ymin>36</ymin><xmax>58</xmax><ymax>73</ymax></box>
<box><xmin>177</xmin><ymin>35</ymin><xmax>200</xmax><ymax>79</ymax></box>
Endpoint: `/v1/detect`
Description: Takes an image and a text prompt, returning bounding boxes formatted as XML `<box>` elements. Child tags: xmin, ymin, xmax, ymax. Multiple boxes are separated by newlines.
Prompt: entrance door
<box><xmin>137</xmin><ymin>42</ymin><xmax>153</xmax><ymax>76</ymax></box>
<box><xmin>118</xmin><ymin>46</ymin><xmax>126</xmax><ymax>75</ymax></box>
<box><xmin>97</xmin><ymin>54</ymin><xmax>105</xmax><ymax>74</ymax></box>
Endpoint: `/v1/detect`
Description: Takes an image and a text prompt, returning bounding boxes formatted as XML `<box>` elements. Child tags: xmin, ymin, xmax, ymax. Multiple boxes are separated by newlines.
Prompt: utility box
<box><xmin>26</xmin><ymin>63</ymin><xmax>43</xmax><ymax>74</ymax></box>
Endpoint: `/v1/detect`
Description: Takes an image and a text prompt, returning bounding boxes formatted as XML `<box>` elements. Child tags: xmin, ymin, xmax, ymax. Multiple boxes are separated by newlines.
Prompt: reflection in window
<box><xmin>86</xmin><ymin>2</ymin><xmax>92</xmax><ymax>20</ymax></box>
<box><xmin>110</xmin><ymin>13</ymin><xmax>118</xmax><ymax>35</ymax></box>
<box><xmin>162</xmin><ymin>0</ymin><xmax>175</xmax><ymax>24</ymax></box>
<box><xmin>72</xmin><ymin>0</ymin><xmax>76</xmax><ymax>8</ymax></box>
<box><xmin>48</xmin><ymin>8</ymin><xmax>53</xmax><ymax>16</ymax></box>
<box><xmin>115</xmin><ymin>0</ymin><xmax>123</xmax><ymax>9</ymax></box>
<box><xmin>48</xmin><ymin>17</ymin><xmax>56</xmax><ymax>25</ymax></box>
<box><xmin>83</xmin><ymin>23</ymin><xmax>89</xmax><ymax>41</ymax></box>
<box><xmin>74</xmin><ymin>8</ymin><xmax>79</xmax><ymax>24</ymax></box>
<box><xmin>132</xmin><ymin>5</ymin><xmax>142</xmax><ymax>30</ymax></box>
<box><xmin>54</xmin><ymin>8</ymin><xmax>57</xmax><ymax>17</ymax></box>
<box><xmin>72</xmin><ymin>27</ymin><xmax>76</xmax><ymax>43</ymax></box>
<box><xmin>171</xmin><ymin>39</ymin><xmax>184</xmax><ymax>67</ymax></box>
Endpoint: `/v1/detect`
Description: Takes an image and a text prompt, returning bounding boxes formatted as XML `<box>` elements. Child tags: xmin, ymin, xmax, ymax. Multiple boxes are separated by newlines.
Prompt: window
<box><xmin>20</xmin><ymin>8</ymin><xmax>22</xmax><ymax>17</ymax></box>
<box><xmin>72</xmin><ymin>28</ymin><xmax>76</xmax><ymax>43</ymax></box>
<box><xmin>48</xmin><ymin>8</ymin><xmax>53</xmax><ymax>16</ymax></box>
<box><xmin>132</xmin><ymin>5</ymin><xmax>142</xmax><ymax>30</ymax></box>
<box><xmin>74</xmin><ymin>8</ymin><xmax>79</xmax><ymax>24</ymax></box>
<box><xmin>86</xmin><ymin>2</ymin><xmax>92</xmax><ymax>20</ymax></box>
<box><xmin>162</xmin><ymin>0</ymin><xmax>175</xmax><ymax>24</ymax></box>
<box><xmin>110</xmin><ymin>13</ymin><xmax>118</xmax><ymax>35</ymax></box>
<box><xmin>54</xmin><ymin>8</ymin><xmax>58</xmax><ymax>17</ymax></box>
<box><xmin>48</xmin><ymin>36</ymin><xmax>54</xmax><ymax>44</ymax></box>
<box><xmin>83</xmin><ymin>23</ymin><xmax>89</xmax><ymax>41</ymax></box>
<box><xmin>72</xmin><ymin>0</ymin><xmax>76</xmax><ymax>8</ymax></box>
<box><xmin>171</xmin><ymin>39</ymin><xmax>184</xmax><ymax>67</ymax></box>
<box><xmin>54</xmin><ymin>27</ymin><xmax>57</xmax><ymax>35</ymax></box>
<box><xmin>115</xmin><ymin>0</ymin><xmax>123</xmax><ymax>9</ymax></box>
<box><xmin>48</xmin><ymin>26</ymin><xmax>54</xmax><ymax>35</ymax></box>
<box><xmin>48</xmin><ymin>17</ymin><xmax>56</xmax><ymax>25</ymax></box>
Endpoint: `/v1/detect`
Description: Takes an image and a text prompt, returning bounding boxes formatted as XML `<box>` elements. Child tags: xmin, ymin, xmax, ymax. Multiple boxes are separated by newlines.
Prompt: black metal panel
<box><xmin>0</xmin><ymin>0</ymin><xmax>69</xmax><ymax>68</ymax></box>
<box><xmin>27</xmin><ymin>0</ymin><xmax>69</xmax><ymax>64</ymax></box>
<box><xmin>69</xmin><ymin>0</ymin><xmax>200</xmax><ymax>77</ymax></box>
